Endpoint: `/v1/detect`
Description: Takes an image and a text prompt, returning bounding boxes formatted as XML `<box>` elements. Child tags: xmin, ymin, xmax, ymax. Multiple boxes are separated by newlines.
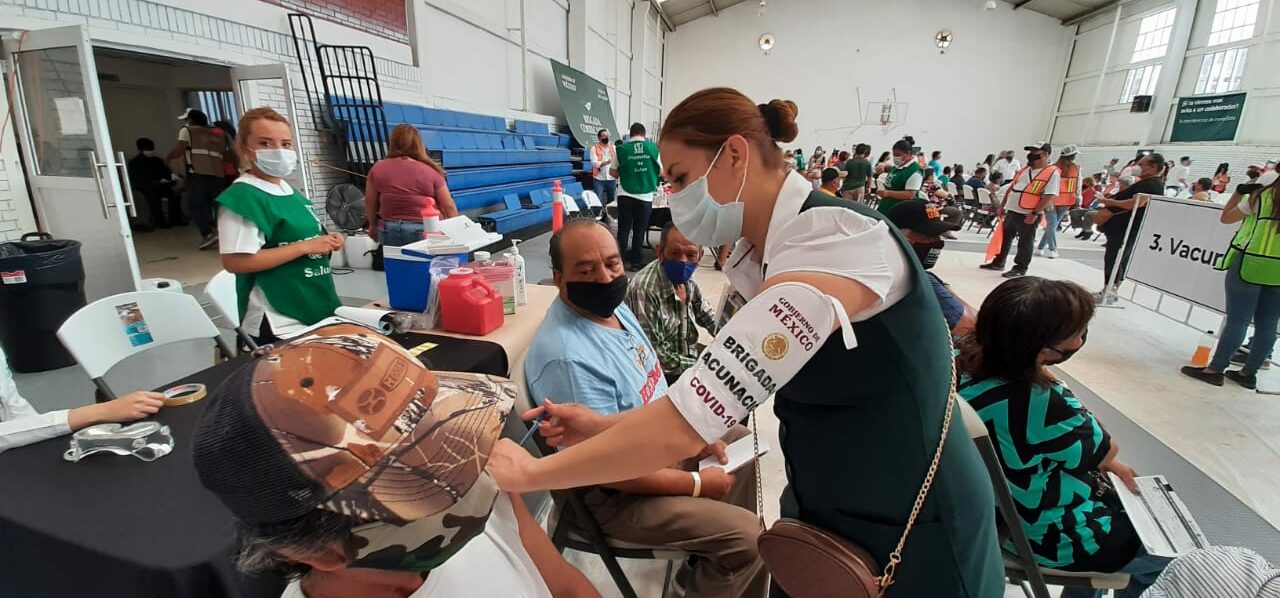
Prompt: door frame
<box><xmin>230</xmin><ymin>64</ymin><xmax>312</xmax><ymax>199</ymax></box>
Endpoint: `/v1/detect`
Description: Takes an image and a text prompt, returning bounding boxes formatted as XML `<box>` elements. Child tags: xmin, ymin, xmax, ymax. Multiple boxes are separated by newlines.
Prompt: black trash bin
<box><xmin>0</xmin><ymin>232</ymin><xmax>86</xmax><ymax>373</ymax></box>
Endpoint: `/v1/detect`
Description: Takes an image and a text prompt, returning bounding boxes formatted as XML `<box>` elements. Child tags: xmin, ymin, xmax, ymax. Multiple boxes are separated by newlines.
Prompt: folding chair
<box><xmin>510</xmin><ymin>352</ymin><xmax>688</xmax><ymax>598</ymax></box>
<box><xmin>581</xmin><ymin>189</ymin><xmax>604</xmax><ymax>220</ymax></box>
<box><xmin>971</xmin><ymin>188</ymin><xmax>998</xmax><ymax>234</ymax></box>
<box><xmin>57</xmin><ymin>291</ymin><xmax>235</xmax><ymax>400</ymax></box>
<box><xmin>955</xmin><ymin>399</ymin><xmax>1131</xmax><ymax>598</ymax></box>
<box><xmin>204</xmin><ymin>270</ymin><xmax>257</xmax><ymax>352</ymax></box>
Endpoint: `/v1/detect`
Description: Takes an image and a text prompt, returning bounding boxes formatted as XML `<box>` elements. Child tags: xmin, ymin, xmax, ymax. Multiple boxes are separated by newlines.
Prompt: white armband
<box><xmin>666</xmin><ymin>282</ymin><xmax>837</xmax><ymax>443</ymax></box>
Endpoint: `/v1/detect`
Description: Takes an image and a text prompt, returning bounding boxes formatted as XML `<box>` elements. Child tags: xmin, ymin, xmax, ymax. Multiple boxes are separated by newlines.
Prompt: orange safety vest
<box><xmin>1055</xmin><ymin>163</ymin><xmax>1079</xmax><ymax>207</ymax></box>
<box><xmin>1013</xmin><ymin>165</ymin><xmax>1061</xmax><ymax>210</ymax></box>
<box><xmin>591</xmin><ymin>144</ymin><xmax>614</xmax><ymax>178</ymax></box>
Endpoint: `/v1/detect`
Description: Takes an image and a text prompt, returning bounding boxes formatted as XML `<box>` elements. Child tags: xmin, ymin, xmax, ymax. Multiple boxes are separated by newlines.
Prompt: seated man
<box><xmin>625</xmin><ymin>223</ymin><xmax>718</xmax><ymax>384</ymax></box>
<box><xmin>524</xmin><ymin>219</ymin><xmax>766</xmax><ymax>598</ymax></box>
<box><xmin>126</xmin><ymin>137</ymin><xmax>183</xmax><ymax>228</ymax></box>
<box><xmin>1</xmin><ymin>347</ymin><xmax>164</xmax><ymax>453</ymax></box>
<box><xmin>193</xmin><ymin>323</ymin><xmax>599</xmax><ymax>598</ymax></box>
<box><xmin>885</xmin><ymin>201</ymin><xmax>976</xmax><ymax>337</ymax></box>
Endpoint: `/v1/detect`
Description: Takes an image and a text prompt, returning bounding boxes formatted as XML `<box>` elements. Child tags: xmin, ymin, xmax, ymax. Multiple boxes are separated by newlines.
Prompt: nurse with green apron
<box><xmin>877</xmin><ymin>136</ymin><xmax>925</xmax><ymax>216</ymax></box>
<box><xmin>487</xmin><ymin>88</ymin><xmax>1004</xmax><ymax>597</ymax></box>
<box><xmin>216</xmin><ymin>107</ymin><xmax>343</xmax><ymax>344</ymax></box>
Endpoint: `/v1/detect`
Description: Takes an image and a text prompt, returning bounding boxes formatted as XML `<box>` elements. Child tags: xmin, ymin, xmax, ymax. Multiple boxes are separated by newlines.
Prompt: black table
<box><xmin>0</xmin><ymin>333</ymin><xmax>507</xmax><ymax>598</ymax></box>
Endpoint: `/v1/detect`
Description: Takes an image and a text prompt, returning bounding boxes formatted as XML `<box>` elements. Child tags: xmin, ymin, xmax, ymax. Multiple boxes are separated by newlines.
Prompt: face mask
<box><xmin>141</xmin><ymin>150</ymin><xmax>155</xmax><ymax>157</ymax></box>
<box><xmin>1044</xmin><ymin>329</ymin><xmax>1088</xmax><ymax>366</ymax></box>
<box><xmin>913</xmin><ymin>240</ymin><xmax>944</xmax><ymax>270</ymax></box>
<box><xmin>1027</xmin><ymin>153</ymin><xmax>1040</xmax><ymax>164</ymax></box>
<box><xmin>566</xmin><ymin>276</ymin><xmax>628</xmax><ymax>319</ymax></box>
<box><xmin>254</xmin><ymin>148</ymin><xmax>297</xmax><ymax>178</ymax></box>
<box><xmin>668</xmin><ymin>142</ymin><xmax>748</xmax><ymax>247</ymax></box>
<box><xmin>599</xmin><ymin>137</ymin><xmax>609</xmax><ymax>144</ymax></box>
<box><xmin>893</xmin><ymin>155</ymin><xmax>909</xmax><ymax>167</ymax></box>
<box><xmin>662</xmin><ymin>259</ymin><xmax>697</xmax><ymax>285</ymax></box>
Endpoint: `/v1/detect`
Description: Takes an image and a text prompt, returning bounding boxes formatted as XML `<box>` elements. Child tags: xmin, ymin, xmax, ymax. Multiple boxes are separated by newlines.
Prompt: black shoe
<box><xmin>1225</xmin><ymin>370</ymin><xmax>1257</xmax><ymax>390</ymax></box>
<box><xmin>1180</xmin><ymin>366</ymin><xmax>1224</xmax><ymax>386</ymax></box>
<box><xmin>1001</xmin><ymin>269</ymin><xmax>1026</xmax><ymax>279</ymax></box>
<box><xmin>629</xmin><ymin>262</ymin><xmax>644</xmax><ymax>272</ymax></box>
<box><xmin>980</xmin><ymin>262</ymin><xmax>1005</xmax><ymax>271</ymax></box>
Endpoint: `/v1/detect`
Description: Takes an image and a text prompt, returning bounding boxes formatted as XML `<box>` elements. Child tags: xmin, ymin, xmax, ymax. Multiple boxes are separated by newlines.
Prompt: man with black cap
<box><xmin>981</xmin><ymin>142</ymin><xmax>1060</xmax><ymax>279</ymax></box>
<box><xmin>193</xmin><ymin>323</ymin><xmax>599</xmax><ymax>598</ymax></box>
<box><xmin>887</xmin><ymin>201</ymin><xmax>975</xmax><ymax>336</ymax></box>
<box><xmin>819</xmin><ymin>167</ymin><xmax>844</xmax><ymax>197</ymax></box>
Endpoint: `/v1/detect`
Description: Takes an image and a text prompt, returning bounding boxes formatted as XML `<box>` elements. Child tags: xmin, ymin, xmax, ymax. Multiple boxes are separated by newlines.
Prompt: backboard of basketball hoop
<box><xmin>865</xmin><ymin>101</ymin><xmax>908</xmax><ymax>133</ymax></box>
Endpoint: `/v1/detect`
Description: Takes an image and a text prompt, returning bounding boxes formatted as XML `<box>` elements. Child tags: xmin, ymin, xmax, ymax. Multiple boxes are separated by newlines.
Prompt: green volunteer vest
<box><xmin>773</xmin><ymin>192</ymin><xmax>1004</xmax><ymax>597</ymax></box>
<box><xmin>878</xmin><ymin>160</ymin><xmax>923</xmax><ymax>215</ymax></box>
<box><xmin>215</xmin><ymin>182</ymin><xmax>341</xmax><ymax>326</ymax></box>
<box><xmin>617</xmin><ymin>139</ymin><xmax>660</xmax><ymax>196</ymax></box>
<box><xmin>1218</xmin><ymin>188</ymin><xmax>1280</xmax><ymax>286</ymax></box>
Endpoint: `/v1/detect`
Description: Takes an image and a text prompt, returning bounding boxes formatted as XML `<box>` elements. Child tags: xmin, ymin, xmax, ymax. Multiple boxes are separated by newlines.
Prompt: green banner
<box><xmin>550</xmin><ymin>59</ymin><xmax>618</xmax><ymax>148</ymax></box>
<box><xmin>1170</xmin><ymin>92</ymin><xmax>1246</xmax><ymax>142</ymax></box>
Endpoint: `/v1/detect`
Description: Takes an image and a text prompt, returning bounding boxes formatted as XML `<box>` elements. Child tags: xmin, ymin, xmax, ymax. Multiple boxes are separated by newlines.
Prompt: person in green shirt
<box><xmin>616</xmin><ymin>122</ymin><xmax>663</xmax><ymax>271</ymax></box>
<box><xmin>216</xmin><ymin>107</ymin><xmax>343</xmax><ymax>344</ymax></box>
<box><xmin>840</xmin><ymin>143</ymin><xmax>874</xmax><ymax>202</ymax></box>
<box><xmin>878</xmin><ymin>136</ymin><xmax>924</xmax><ymax>215</ymax></box>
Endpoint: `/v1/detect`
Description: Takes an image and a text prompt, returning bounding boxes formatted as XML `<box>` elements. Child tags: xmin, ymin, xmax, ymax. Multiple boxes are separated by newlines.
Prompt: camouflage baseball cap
<box><xmin>194</xmin><ymin>323</ymin><xmax>515</xmax><ymax>571</ymax></box>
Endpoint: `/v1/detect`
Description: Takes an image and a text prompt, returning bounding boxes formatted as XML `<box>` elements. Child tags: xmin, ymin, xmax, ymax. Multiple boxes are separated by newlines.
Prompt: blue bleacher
<box><xmin>477</xmin><ymin>182</ymin><xmax>588</xmax><ymax>234</ymax></box>
<box><xmin>446</xmin><ymin>163</ymin><xmax>573</xmax><ymax>191</ymax></box>
<box><xmin>452</xmin><ymin>176</ymin><xmax>575</xmax><ymax>214</ymax></box>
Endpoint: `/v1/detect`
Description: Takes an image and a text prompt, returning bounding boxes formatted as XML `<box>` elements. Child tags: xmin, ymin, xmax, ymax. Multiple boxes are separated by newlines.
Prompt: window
<box><xmin>1208</xmin><ymin>0</ymin><xmax>1260</xmax><ymax>46</ymax></box>
<box><xmin>1195</xmin><ymin>48</ymin><xmax>1248</xmax><ymax>94</ymax></box>
<box><xmin>1120</xmin><ymin>64</ymin><xmax>1162</xmax><ymax>103</ymax></box>
<box><xmin>1131</xmin><ymin>7</ymin><xmax>1178</xmax><ymax>63</ymax></box>
<box><xmin>184</xmin><ymin>90</ymin><xmax>237</xmax><ymax>124</ymax></box>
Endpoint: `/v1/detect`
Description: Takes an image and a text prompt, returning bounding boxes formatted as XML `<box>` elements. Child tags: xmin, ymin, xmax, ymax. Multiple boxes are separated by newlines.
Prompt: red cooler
<box><xmin>438</xmin><ymin>268</ymin><xmax>504</xmax><ymax>335</ymax></box>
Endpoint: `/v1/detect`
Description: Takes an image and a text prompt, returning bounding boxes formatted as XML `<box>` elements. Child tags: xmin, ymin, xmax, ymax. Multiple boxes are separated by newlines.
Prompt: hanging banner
<box><xmin>1169</xmin><ymin>92</ymin><xmax>1246</xmax><ymax>143</ymax></box>
<box><xmin>1124</xmin><ymin>196</ymin><xmax>1237</xmax><ymax>313</ymax></box>
<box><xmin>549</xmin><ymin>59</ymin><xmax>619</xmax><ymax>148</ymax></box>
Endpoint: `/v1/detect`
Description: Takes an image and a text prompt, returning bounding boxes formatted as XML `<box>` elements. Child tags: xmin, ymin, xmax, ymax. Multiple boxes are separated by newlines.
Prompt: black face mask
<box><xmin>566</xmin><ymin>276</ymin><xmax>628</xmax><ymax>319</ymax></box>
<box><xmin>599</xmin><ymin>137</ymin><xmax>609</xmax><ymax>144</ymax></box>
<box><xmin>1045</xmin><ymin>329</ymin><xmax>1088</xmax><ymax>365</ymax></box>
<box><xmin>913</xmin><ymin>240</ymin><xmax>944</xmax><ymax>270</ymax></box>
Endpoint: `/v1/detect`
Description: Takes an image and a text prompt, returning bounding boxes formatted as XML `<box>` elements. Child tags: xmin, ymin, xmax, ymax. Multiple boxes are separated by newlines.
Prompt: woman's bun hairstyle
<box><xmin>758</xmin><ymin>100</ymin><xmax>799</xmax><ymax>143</ymax></box>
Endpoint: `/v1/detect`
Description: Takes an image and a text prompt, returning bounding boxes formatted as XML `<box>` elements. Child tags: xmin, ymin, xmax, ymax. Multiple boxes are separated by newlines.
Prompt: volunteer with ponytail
<box><xmin>217</xmin><ymin>107</ymin><xmax>343</xmax><ymax>344</ymax></box>
<box><xmin>981</xmin><ymin>142</ymin><xmax>1060</xmax><ymax>279</ymax></box>
<box><xmin>487</xmin><ymin>88</ymin><xmax>1004</xmax><ymax>597</ymax></box>
<box><xmin>876</xmin><ymin>136</ymin><xmax>925</xmax><ymax>215</ymax></box>
<box><xmin>1182</xmin><ymin>171</ymin><xmax>1280</xmax><ymax>390</ymax></box>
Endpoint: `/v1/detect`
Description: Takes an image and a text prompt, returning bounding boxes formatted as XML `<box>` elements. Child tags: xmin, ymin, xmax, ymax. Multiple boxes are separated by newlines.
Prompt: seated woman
<box><xmin>957</xmin><ymin>276</ymin><xmax>1168</xmax><ymax>598</ymax></box>
<box><xmin>365</xmin><ymin>124</ymin><xmax>458</xmax><ymax>247</ymax></box>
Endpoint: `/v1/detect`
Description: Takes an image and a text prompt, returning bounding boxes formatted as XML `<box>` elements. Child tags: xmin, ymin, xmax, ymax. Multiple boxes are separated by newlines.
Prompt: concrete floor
<box><xmin>12</xmin><ymin>222</ymin><xmax>1280</xmax><ymax>598</ymax></box>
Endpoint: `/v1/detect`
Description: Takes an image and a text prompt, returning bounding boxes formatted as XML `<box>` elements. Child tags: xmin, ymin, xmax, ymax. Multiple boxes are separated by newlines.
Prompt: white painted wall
<box><xmin>1049</xmin><ymin>0</ymin><xmax>1280</xmax><ymax>168</ymax></box>
<box><xmin>662</xmin><ymin>0</ymin><xmax>1071</xmax><ymax>163</ymax></box>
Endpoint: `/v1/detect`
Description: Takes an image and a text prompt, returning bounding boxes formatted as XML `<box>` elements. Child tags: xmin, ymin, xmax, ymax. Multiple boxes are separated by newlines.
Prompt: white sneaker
<box><xmin>1036</xmin><ymin>248</ymin><xmax>1045</xmax><ymax>256</ymax></box>
<box><xmin>1047</xmin><ymin>250</ymin><xmax>1059</xmax><ymax>259</ymax></box>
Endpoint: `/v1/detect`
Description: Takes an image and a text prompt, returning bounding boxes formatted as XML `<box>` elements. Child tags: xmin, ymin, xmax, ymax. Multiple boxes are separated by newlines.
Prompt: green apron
<box><xmin>774</xmin><ymin>191</ymin><xmax>1004</xmax><ymax>597</ymax></box>
<box><xmin>1217</xmin><ymin>188</ymin><xmax>1280</xmax><ymax>287</ymax></box>
<box><xmin>878</xmin><ymin>161</ymin><xmax>923</xmax><ymax>216</ymax></box>
<box><xmin>215</xmin><ymin>182</ymin><xmax>341</xmax><ymax>326</ymax></box>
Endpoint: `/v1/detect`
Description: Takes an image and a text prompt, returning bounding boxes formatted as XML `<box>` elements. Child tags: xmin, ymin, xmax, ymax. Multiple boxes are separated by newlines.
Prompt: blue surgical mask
<box><xmin>668</xmin><ymin>143</ymin><xmax>748</xmax><ymax>247</ymax></box>
<box><xmin>254</xmin><ymin>148</ymin><xmax>297</xmax><ymax>178</ymax></box>
<box><xmin>661</xmin><ymin>260</ymin><xmax>697</xmax><ymax>285</ymax></box>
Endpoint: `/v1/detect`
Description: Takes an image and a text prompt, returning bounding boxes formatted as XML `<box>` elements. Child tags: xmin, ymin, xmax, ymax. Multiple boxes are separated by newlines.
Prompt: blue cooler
<box><xmin>383</xmin><ymin>242</ymin><xmax>468</xmax><ymax>311</ymax></box>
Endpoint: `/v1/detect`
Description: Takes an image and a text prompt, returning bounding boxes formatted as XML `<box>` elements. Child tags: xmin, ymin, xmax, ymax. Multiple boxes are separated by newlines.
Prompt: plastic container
<box><xmin>438</xmin><ymin>268</ymin><xmax>504</xmax><ymax>335</ymax></box>
<box><xmin>1191</xmin><ymin>330</ymin><xmax>1215</xmax><ymax>368</ymax></box>
<box><xmin>501</xmin><ymin>239</ymin><xmax>527</xmax><ymax>306</ymax></box>
<box><xmin>552</xmin><ymin>180</ymin><xmax>565</xmax><ymax>232</ymax></box>
<box><xmin>344</xmin><ymin>234</ymin><xmax>378</xmax><ymax>269</ymax></box>
<box><xmin>421</xmin><ymin>204</ymin><xmax>441</xmax><ymax>235</ymax></box>
<box><xmin>0</xmin><ymin>233</ymin><xmax>86</xmax><ymax>372</ymax></box>
<box><xmin>383</xmin><ymin>243</ymin><xmax>467</xmax><ymax>312</ymax></box>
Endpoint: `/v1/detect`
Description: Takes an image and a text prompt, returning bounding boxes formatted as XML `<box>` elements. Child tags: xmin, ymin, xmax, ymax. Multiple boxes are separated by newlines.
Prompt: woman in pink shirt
<box><xmin>365</xmin><ymin>124</ymin><xmax>458</xmax><ymax>246</ymax></box>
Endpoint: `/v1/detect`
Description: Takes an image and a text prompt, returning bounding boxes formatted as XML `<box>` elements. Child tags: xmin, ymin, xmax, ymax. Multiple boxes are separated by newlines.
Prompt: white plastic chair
<box><xmin>581</xmin><ymin>189</ymin><xmax>605</xmax><ymax>219</ymax></box>
<box><xmin>204</xmin><ymin>270</ymin><xmax>257</xmax><ymax>352</ymax></box>
<box><xmin>946</xmin><ymin>182</ymin><xmax>959</xmax><ymax>197</ymax></box>
<box><xmin>57</xmin><ymin>291</ymin><xmax>234</xmax><ymax>399</ymax></box>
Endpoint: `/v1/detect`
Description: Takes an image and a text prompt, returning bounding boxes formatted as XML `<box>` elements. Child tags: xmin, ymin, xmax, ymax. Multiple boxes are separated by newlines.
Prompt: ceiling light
<box><xmin>984</xmin><ymin>0</ymin><xmax>998</xmax><ymax>10</ymax></box>
<box><xmin>759</xmin><ymin>33</ymin><xmax>775</xmax><ymax>54</ymax></box>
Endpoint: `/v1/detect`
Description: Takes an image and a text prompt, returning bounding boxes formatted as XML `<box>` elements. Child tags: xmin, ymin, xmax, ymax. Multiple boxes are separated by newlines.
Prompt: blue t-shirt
<box><xmin>927</xmin><ymin>272</ymin><xmax>964</xmax><ymax>331</ymax></box>
<box><xmin>525</xmin><ymin>298</ymin><xmax>668</xmax><ymax>416</ymax></box>
<box><xmin>928</xmin><ymin>160</ymin><xmax>944</xmax><ymax>176</ymax></box>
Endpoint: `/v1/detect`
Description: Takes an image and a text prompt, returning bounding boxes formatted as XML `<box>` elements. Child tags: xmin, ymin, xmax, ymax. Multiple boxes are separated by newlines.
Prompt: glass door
<box><xmin>4</xmin><ymin>25</ymin><xmax>141</xmax><ymax>300</ymax></box>
<box><xmin>229</xmin><ymin>65</ymin><xmax>312</xmax><ymax>198</ymax></box>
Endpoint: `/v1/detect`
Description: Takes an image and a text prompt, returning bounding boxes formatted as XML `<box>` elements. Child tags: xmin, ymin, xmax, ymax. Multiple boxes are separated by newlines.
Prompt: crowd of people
<box><xmin>5</xmin><ymin>88</ymin><xmax>1280</xmax><ymax>598</ymax></box>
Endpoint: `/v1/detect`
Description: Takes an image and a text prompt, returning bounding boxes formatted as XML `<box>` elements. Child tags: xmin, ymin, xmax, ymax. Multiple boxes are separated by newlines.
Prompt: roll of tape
<box><xmin>163</xmin><ymin>383</ymin><xmax>207</xmax><ymax>406</ymax></box>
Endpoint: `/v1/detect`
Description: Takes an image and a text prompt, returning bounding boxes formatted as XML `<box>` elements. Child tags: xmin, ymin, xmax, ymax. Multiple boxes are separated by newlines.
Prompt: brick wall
<box><xmin>262</xmin><ymin>0</ymin><xmax>408</xmax><ymax>43</ymax></box>
<box><xmin>0</xmin><ymin>0</ymin><xmax>422</xmax><ymax>233</ymax></box>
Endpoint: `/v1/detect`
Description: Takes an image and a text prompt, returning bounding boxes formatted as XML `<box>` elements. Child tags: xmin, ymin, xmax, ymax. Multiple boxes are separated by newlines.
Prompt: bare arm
<box><xmin>437</xmin><ymin>184</ymin><xmax>459</xmax><ymax>219</ymax></box>
<box><xmin>510</xmin><ymin>493</ymin><xmax>601</xmax><ymax>598</ymax></box>
<box><xmin>364</xmin><ymin>179</ymin><xmax>380</xmax><ymax>241</ymax></box>
<box><xmin>67</xmin><ymin>391</ymin><xmax>165</xmax><ymax>431</ymax></box>
<box><xmin>1221</xmin><ymin>191</ymin><xmax>1249</xmax><ymax>224</ymax></box>
<box><xmin>165</xmin><ymin>141</ymin><xmax>188</xmax><ymax>164</ymax></box>
<box><xmin>603</xmin><ymin>468</ymin><xmax>694</xmax><ymax>495</ymax></box>
<box><xmin>221</xmin><ymin>235</ymin><xmax>342</xmax><ymax>274</ymax></box>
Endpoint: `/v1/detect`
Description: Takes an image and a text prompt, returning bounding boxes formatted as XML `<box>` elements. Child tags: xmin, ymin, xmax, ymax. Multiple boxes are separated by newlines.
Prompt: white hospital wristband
<box><xmin>691</xmin><ymin>471</ymin><xmax>702</xmax><ymax>498</ymax></box>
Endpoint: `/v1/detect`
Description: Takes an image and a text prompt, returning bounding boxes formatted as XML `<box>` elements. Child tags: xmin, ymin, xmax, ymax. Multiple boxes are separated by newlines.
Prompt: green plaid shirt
<box><xmin>623</xmin><ymin>260</ymin><xmax>718</xmax><ymax>380</ymax></box>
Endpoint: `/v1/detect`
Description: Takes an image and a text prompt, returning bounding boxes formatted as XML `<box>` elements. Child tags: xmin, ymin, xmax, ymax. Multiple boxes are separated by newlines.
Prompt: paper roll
<box><xmin>335</xmin><ymin>306</ymin><xmax>395</xmax><ymax>334</ymax></box>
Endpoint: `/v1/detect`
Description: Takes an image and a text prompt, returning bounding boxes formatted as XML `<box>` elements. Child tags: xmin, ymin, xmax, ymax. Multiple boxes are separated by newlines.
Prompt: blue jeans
<box><xmin>1060</xmin><ymin>549</ymin><xmax>1170</xmax><ymax>598</ymax></box>
<box><xmin>381</xmin><ymin>219</ymin><xmax>425</xmax><ymax>247</ymax></box>
<box><xmin>592</xmin><ymin>179</ymin><xmax>618</xmax><ymax>208</ymax></box>
<box><xmin>1038</xmin><ymin>206</ymin><xmax>1071</xmax><ymax>251</ymax></box>
<box><xmin>1208</xmin><ymin>255</ymin><xmax>1280</xmax><ymax>375</ymax></box>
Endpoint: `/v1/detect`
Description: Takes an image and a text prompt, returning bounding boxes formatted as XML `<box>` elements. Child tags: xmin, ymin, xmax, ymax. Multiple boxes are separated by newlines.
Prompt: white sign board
<box><xmin>1125</xmin><ymin>196</ymin><xmax>1237</xmax><ymax>313</ymax></box>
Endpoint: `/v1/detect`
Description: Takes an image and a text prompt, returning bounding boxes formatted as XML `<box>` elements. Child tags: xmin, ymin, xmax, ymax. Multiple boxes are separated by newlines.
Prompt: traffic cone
<box><xmin>985</xmin><ymin>220</ymin><xmax>1004</xmax><ymax>263</ymax></box>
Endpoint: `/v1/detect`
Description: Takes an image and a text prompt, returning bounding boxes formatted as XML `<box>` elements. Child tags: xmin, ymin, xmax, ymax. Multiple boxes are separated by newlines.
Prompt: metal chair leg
<box><xmin>661</xmin><ymin>559</ymin><xmax>675</xmax><ymax>598</ymax></box>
